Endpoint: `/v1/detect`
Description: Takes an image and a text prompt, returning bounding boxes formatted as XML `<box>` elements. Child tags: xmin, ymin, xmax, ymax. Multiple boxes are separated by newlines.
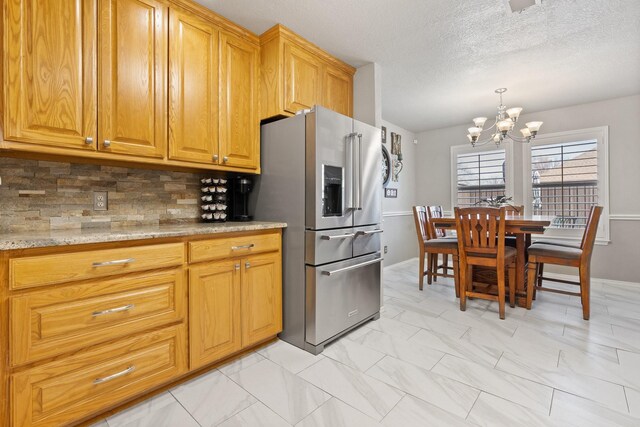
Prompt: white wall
<box><xmin>381</xmin><ymin>120</ymin><xmax>419</xmax><ymax>266</ymax></box>
<box><xmin>416</xmin><ymin>95</ymin><xmax>640</xmax><ymax>283</ymax></box>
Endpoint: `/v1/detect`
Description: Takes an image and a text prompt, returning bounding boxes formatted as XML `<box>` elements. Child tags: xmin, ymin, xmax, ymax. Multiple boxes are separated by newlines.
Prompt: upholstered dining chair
<box><xmin>412</xmin><ymin>206</ymin><xmax>459</xmax><ymax>297</ymax></box>
<box><xmin>526</xmin><ymin>206</ymin><xmax>603</xmax><ymax>320</ymax></box>
<box><xmin>455</xmin><ymin>207</ymin><xmax>517</xmax><ymax>319</ymax></box>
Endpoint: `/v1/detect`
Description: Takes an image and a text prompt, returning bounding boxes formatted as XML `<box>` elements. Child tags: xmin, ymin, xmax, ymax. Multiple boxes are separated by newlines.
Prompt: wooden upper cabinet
<box><xmin>219</xmin><ymin>32</ymin><xmax>260</xmax><ymax>169</ymax></box>
<box><xmin>168</xmin><ymin>9</ymin><xmax>219</xmax><ymax>164</ymax></box>
<box><xmin>4</xmin><ymin>0</ymin><xmax>97</xmax><ymax>150</ymax></box>
<box><xmin>98</xmin><ymin>0</ymin><xmax>168</xmax><ymax>158</ymax></box>
<box><xmin>323</xmin><ymin>66</ymin><xmax>353</xmax><ymax>118</ymax></box>
<box><xmin>260</xmin><ymin>24</ymin><xmax>355</xmax><ymax>121</ymax></box>
<box><xmin>283</xmin><ymin>43</ymin><xmax>322</xmax><ymax>114</ymax></box>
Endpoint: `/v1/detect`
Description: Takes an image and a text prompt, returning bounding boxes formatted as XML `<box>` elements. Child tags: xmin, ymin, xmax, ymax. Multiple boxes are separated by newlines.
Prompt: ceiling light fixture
<box><xmin>466</xmin><ymin>88</ymin><xmax>543</xmax><ymax>147</ymax></box>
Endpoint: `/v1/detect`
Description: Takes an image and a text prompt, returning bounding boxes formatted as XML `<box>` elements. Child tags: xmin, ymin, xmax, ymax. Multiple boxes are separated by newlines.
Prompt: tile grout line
<box><xmin>168</xmin><ymin>389</ymin><xmax>204</xmax><ymax>427</ymax></box>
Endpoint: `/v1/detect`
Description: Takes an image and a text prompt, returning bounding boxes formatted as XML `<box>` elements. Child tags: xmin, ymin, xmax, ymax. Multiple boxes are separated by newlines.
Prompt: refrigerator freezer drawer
<box><xmin>305</xmin><ymin>253</ymin><xmax>381</xmax><ymax>346</ymax></box>
<box><xmin>353</xmin><ymin>225</ymin><xmax>382</xmax><ymax>258</ymax></box>
<box><xmin>305</xmin><ymin>228</ymin><xmax>354</xmax><ymax>266</ymax></box>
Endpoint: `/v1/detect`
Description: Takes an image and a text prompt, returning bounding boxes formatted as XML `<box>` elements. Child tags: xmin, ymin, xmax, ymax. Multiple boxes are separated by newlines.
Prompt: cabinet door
<box><xmin>283</xmin><ymin>43</ymin><xmax>322</xmax><ymax>114</ymax></box>
<box><xmin>98</xmin><ymin>0</ymin><xmax>167</xmax><ymax>158</ymax></box>
<box><xmin>4</xmin><ymin>0</ymin><xmax>97</xmax><ymax>150</ymax></box>
<box><xmin>241</xmin><ymin>252</ymin><xmax>282</xmax><ymax>347</ymax></box>
<box><xmin>168</xmin><ymin>10</ymin><xmax>219</xmax><ymax>164</ymax></box>
<box><xmin>323</xmin><ymin>66</ymin><xmax>353</xmax><ymax>117</ymax></box>
<box><xmin>189</xmin><ymin>260</ymin><xmax>241</xmax><ymax>369</ymax></box>
<box><xmin>219</xmin><ymin>32</ymin><xmax>260</xmax><ymax>169</ymax></box>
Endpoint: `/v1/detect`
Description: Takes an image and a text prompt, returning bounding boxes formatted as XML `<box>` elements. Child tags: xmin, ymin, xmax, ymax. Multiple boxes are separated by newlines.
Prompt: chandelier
<box><xmin>467</xmin><ymin>88</ymin><xmax>543</xmax><ymax>146</ymax></box>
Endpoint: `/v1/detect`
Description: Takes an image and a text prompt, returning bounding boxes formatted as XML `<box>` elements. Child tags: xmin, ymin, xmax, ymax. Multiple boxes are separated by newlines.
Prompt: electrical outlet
<box><xmin>384</xmin><ymin>245</ymin><xmax>388</xmax><ymax>254</ymax></box>
<box><xmin>94</xmin><ymin>191</ymin><xmax>108</xmax><ymax>211</ymax></box>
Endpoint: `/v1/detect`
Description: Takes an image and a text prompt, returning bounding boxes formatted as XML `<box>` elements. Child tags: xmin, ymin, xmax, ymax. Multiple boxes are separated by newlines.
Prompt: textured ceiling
<box><xmin>195</xmin><ymin>0</ymin><xmax>640</xmax><ymax>132</ymax></box>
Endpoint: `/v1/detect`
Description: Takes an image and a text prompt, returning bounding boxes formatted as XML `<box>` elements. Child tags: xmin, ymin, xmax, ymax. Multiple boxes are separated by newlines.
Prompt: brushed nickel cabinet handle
<box><xmin>92</xmin><ymin>304</ymin><xmax>135</xmax><ymax>317</ymax></box>
<box><xmin>92</xmin><ymin>258</ymin><xmax>135</xmax><ymax>267</ymax></box>
<box><xmin>223</xmin><ymin>156</ymin><xmax>229</xmax><ymax>163</ymax></box>
<box><xmin>93</xmin><ymin>366</ymin><xmax>136</xmax><ymax>385</ymax></box>
<box><xmin>213</xmin><ymin>154</ymin><xmax>219</xmax><ymax>161</ymax></box>
<box><xmin>235</xmin><ymin>263</ymin><xmax>240</xmax><ymax>270</ymax></box>
<box><xmin>85</xmin><ymin>137</ymin><xmax>94</xmax><ymax>145</ymax></box>
<box><xmin>103</xmin><ymin>140</ymin><xmax>111</xmax><ymax>148</ymax></box>
<box><xmin>231</xmin><ymin>244</ymin><xmax>254</xmax><ymax>250</ymax></box>
<box><xmin>245</xmin><ymin>262</ymin><xmax>251</xmax><ymax>269</ymax></box>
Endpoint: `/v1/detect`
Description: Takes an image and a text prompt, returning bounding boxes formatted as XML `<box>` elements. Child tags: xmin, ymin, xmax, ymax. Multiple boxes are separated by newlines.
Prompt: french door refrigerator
<box><xmin>252</xmin><ymin>106</ymin><xmax>382</xmax><ymax>354</ymax></box>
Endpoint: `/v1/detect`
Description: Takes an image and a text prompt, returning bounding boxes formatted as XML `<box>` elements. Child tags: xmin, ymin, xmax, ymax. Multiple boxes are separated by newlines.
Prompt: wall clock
<box><xmin>382</xmin><ymin>145</ymin><xmax>391</xmax><ymax>187</ymax></box>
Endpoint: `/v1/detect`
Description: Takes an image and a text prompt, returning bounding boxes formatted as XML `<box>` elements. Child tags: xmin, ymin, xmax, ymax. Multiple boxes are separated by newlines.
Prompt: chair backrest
<box><xmin>454</xmin><ymin>207</ymin><xmax>507</xmax><ymax>264</ymax></box>
<box><xmin>580</xmin><ymin>205</ymin><xmax>603</xmax><ymax>259</ymax></box>
<box><xmin>504</xmin><ymin>205</ymin><xmax>524</xmax><ymax>216</ymax></box>
<box><xmin>413</xmin><ymin>206</ymin><xmax>429</xmax><ymax>243</ymax></box>
<box><xmin>426</xmin><ymin>205</ymin><xmax>447</xmax><ymax>238</ymax></box>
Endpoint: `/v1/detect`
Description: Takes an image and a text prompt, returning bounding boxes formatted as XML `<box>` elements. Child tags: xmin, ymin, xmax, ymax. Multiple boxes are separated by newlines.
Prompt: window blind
<box><xmin>456</xmin><ymin>149</ymin><xmax>506</xmax><ymax>207</ymax></box>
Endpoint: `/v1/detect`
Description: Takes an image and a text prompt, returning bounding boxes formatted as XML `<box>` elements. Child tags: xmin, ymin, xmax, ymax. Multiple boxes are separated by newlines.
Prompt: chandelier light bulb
<box><xmin>472</xmin><ymin>117</ymin><xmax>488</xmax><ymax>128</ymax></box>
<box><xmin>497</xmin><ymin>120</ymin><xmax>513</xmax><ymax>133</ymax></box>
<box><xmin>468</xmin><ymin>127</ymin><xmax>482</xmax><ymax>138</ymax></box>
<box><xmin>506</xmin><ymin>107</ymin><xmax>523</xmax><ymax>120</ymax></box>
<box><xmin>525</xmin><ymin>121</ymin><xmax>543</xmax><ymax>135</ymax></box>
<box><xmin>520</xmin><ymin>128</ymin><xmax>532</xmax><ymax>138</ymax></box>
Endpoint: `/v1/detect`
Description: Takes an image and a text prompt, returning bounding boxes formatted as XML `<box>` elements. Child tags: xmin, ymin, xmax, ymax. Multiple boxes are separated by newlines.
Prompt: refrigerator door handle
<box><xmin>345</xmin><ymin>133</ymin><xmax>355</xmax><ymax>210</ymax></box>
<box><xmin>321</xmin><ymin>257</ymin><xmax>383</xmax><ymax>276</ymax></box>
<box><xmin>356</xmin><ymin>133</ymin><xmax>363</xmax><ymax>210</ymax></box>
<box><xmin>355</xmin><ymin>229</ymin><xmax>383</xmax><ymax>236</ymax></box>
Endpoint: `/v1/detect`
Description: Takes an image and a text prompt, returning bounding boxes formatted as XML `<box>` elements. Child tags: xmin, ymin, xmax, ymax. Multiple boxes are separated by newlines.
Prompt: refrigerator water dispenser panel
<box><xmin>322</xmin><ymin>165</ymin><xmax>343</xmax><ymax>217</ymax></box>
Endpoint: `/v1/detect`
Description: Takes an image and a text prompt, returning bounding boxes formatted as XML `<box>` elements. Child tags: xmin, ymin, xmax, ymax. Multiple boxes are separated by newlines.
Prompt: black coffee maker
<box><xmin>229</xmin><ymin>175</ymin><xmax>253</xmax><ymax>221</ymax></box>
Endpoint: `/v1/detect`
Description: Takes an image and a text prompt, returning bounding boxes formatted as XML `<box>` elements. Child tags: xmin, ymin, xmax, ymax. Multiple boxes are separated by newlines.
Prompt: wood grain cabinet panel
<box><xmin>323</xmin><ymin>66</ymin><xmax>353</xmax><ymax>117</ymax></box>
<box><xmin>4</xmin><ymin>0</ymin><xmax>97</xmax><ymax>150</ymax></box>
<box><xmin>10</xmin><ymin>269</ymin><xmax>186</xmax><ymax>366</ymax></box>
<box><xmin>219</xmin><ymin>32</ymin><xmax>260</xmax><ymax>169</ymax></box>
<box><xmin>168</xmin><ymin>9</ymin><xmax>219</xmax><ymax>164</ymax></box>
<box><xmin>242</xmin><ymin>252</ymin><xmax>282</xmax><ymax>347</ymax></box>
<box><xmin>11</xmin><ymin>324</ymin><xmax>187</xmax><ymax>427</ymax></box>
<box><xmin>189</xmin><ymin>260</ymin><xmax>242</xmax><ymax>369</ymax></box>
<box><xmin>98</xmin><ymin>0</ymin><xmax>168</xmax><ymax>158</ymax></box>
<box><xmin>9</xmin><ymin>242</ymin><xmax>184</xmax><ymax>289</ymax></box>
<box><xmin>283</xmin><ymin>42</ymin><xmax>322</xmax><ymax>114</ymax></box>
<box><xmin>189</xmin><ymin>232</ymin><xmax>281</xmax><ymax>263</ymax></box>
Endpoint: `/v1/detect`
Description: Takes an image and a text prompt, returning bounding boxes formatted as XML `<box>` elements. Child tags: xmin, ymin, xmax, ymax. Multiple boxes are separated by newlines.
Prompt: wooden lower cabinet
<box><xmin>189</xmin><ymin>260</ymin><xmax>242</xmax><ymax>369</ymax></box>
<box><xmin>11</xmin><ymin>324</ymin><xmax>187</xmax><ymax>427</ymax></box>
<box><xmin>242</xmin><ymin>252</ymin><xmax>283</xmax><ymax>347</ymax></box>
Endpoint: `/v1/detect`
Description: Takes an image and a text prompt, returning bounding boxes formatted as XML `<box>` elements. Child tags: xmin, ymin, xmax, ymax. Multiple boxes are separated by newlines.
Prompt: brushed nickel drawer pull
<box><xmin>93</xmin><ymin>365</ymin><xmax>136</xmax><ymax>385</ymax></box>
<box><xmin>92</xmin><ymin>258</ymin><xmax>136</xmax><ymax>267</ymax></box>
<box><xmin>92</xmin><ymin>304</ymin><xmax>135</xmax><ymax>317</ymax></box>
<box><xmin>245</xmin><ymin>262</ymin><xmax>251</xmax><ymax>269</ymax></box>
<box><xmin>231</xmin><ymin>244</ymin><xmax>254</xmax><ymax>250</ymax></box>
<box><xmin>320</xmin><ymin>233</ymin><xmax>355</xmax><ymax>240</ymax></box>
<box><xmin>85</xmin><ymin>137</ymin><xmax>94</xmax><ymax>145</ymax></box>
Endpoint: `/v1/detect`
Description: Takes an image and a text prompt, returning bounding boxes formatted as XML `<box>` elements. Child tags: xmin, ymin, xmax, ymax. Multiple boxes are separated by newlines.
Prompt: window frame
<box><xmin>522</xmin><ymin>126</ymin><xmax>610</xmax><ymax>244</ymax></box>
<box><xmin>450</xmin><ymin>142</ymin><xmax>514</xmax><ymax>214</ymax></box>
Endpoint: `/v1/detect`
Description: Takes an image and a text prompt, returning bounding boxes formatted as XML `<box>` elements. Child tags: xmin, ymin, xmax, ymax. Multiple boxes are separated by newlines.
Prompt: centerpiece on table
<box><xmin>475</xmin><ymin>195</ymin><xmax>521</xmax><ymax>213</ymax></box>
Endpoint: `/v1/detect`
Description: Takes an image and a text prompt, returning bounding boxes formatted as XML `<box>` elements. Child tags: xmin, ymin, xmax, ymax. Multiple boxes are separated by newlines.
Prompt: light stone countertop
<box><xmin>0</xmin><ymin>221</ymin><xmax>287</xmax><ymax>250</ymax></box>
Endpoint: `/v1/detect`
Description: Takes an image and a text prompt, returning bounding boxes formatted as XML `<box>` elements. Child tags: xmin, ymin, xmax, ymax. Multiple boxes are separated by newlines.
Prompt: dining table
<box><xmin>429</xmin><ymin>214</ymin><xmax>552</xmax><ymax>307</ymax></box>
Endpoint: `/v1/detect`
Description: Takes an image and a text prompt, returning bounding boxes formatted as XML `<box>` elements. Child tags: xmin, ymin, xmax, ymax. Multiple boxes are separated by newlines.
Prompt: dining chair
<box><xmin>455</xmin><ymin>207</ymin><xmax>517</xmax><ymax>319</ymax></box>
<box><xmin>412</xmin><ymin>206</ymin><xmax>459</xmax><ymax>297</ymax></box>
<box><xmin>526</xmin><ymin>206</ymin><xmax>603</xmax><ymax>320</ymax></box>
<box><xmin>426</xmin><ymin>205</ymin><xmax>457</xmax><ymax>283</ymax></box>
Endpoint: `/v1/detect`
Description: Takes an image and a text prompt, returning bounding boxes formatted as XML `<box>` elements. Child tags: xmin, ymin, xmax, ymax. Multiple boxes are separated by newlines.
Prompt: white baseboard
<box><xmin>383</xmin><ymin>257</ymin><xmax>417</xmax><ymax>269</ymax></box>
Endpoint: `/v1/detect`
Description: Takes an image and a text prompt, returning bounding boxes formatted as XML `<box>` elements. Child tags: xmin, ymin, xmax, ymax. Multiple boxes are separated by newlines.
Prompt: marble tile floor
<box><xmin>93</xmin><ymin>258</ymin><xmax>640</xmax><ymax>427</ymax></box>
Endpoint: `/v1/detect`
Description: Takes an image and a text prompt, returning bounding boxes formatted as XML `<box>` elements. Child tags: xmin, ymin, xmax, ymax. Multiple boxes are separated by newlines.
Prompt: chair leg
<box><xmin>496</xmin><ymin>264</ymin><xmax>506</xmax><ymax>320</ymax></box>
<box><xmin>433</xmin><ymin>254</ymin><xmax>439</xmax><ymax>282</ymax></box>
<box><xmin>580</xmin><ymin>265</ymin><xmax>591</xmax><ymax>320</ymax></box>
<box><xmin>526</xmin><ymin>260</ymin><xmax>537</xmax><ymax>310</ymax></box>
<box><xmin>459</xmin><ymin>263</ymin><xmax>468</xmax><ymax>311</ymax></box>
<box><xmin>508</xmin><ymin>263</ymin><xmax>516</xmax><ymax>308</ymax></box>
<box><xmin>537</xmin><ymin>262</ymin><xmax>544</xmax><ymax>287</ymax></box>
<box><xmin>418</xmin><ymin>250</ymin><xmax>425</xmax><ymax>291</ymax></box>
<box><xmin>427</xmin><ymin>253</ymin><xmax>433</xmax><ymax>285</ymax></box>
<box><xmin>452</xmin><ymin>254</ymin><xmax>460</xmax><ymax>298</ymax></box>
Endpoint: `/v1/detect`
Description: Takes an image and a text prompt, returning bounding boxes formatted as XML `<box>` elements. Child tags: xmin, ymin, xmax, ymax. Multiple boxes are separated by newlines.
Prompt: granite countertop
<box><xmin>0</xmin><ymin>221</ymin><xmax>287</xmax><ymax>250</ymax></box>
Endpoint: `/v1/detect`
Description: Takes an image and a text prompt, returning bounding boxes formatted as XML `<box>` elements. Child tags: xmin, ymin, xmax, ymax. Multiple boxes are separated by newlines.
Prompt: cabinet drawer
<box><xmin>11</xmin><ymin>324</ymin><xmax>187</xmax><ymax>427</ymax></box>
<box><xmin>10</xmin><ymin>243</ymin><xmax>185</xmax><ymax>289</ymax></box>
<box><xmin>189</xmin><ymin>232</ymin><xmax>280</xmax><ymax>263</ymax></box>
<box><xmin>11</xmin><ymin>269</ymin><xmax>186</xmax><ymax>367</ymax></box>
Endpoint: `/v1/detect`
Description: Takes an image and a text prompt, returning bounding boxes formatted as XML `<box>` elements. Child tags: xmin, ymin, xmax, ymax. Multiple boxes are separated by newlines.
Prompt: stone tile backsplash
<box><xmin>0</xmin><ymin>157</ymin><xmax>204</xmax><ymax>232</ymax></box>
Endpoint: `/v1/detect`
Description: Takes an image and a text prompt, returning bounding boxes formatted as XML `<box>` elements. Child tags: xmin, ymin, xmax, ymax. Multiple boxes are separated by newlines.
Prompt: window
<box><xmin>451</xmin><ymin>144</ymin><xmax>513</xmax><ymax>209</ymax></box>
<box><xmin>524</xmin><ymin>126</ymin><xmax>609</xmax><ymax>242</ymax></box>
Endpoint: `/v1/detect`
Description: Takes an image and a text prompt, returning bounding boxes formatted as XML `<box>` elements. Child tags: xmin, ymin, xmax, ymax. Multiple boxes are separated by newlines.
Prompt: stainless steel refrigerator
<box><xmin>251</xmin><ymin>106</ymin><xmax>382</xmax><ymax>354</ymax></box>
